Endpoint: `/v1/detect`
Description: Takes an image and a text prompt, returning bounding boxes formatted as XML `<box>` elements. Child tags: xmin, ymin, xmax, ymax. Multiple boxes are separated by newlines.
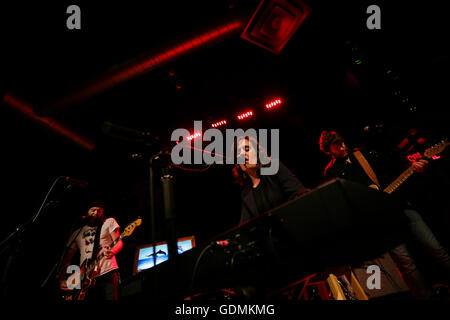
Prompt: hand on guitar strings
<box><xmin>411</xmin><ymin>159</ymin><xmax>429</xmax><ymax>173</ymax></box>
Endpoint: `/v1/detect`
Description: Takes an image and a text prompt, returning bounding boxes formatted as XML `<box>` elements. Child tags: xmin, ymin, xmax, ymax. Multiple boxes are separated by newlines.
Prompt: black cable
<box><xmin>190</xmin><ymin>242</ymin><xmax>215</xmax><ymax>295</ymax></box>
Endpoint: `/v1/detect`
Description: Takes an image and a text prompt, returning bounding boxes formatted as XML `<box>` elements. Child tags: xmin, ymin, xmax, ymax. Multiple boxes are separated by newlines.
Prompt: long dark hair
<box><xmin>231</xmin><ymin>136</ymin><xmax>269</xmax><ymax>187</ymax></box>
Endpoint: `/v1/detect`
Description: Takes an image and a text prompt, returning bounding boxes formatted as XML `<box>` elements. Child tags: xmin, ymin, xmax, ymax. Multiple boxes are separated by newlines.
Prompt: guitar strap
<box><xmin>353</xmin><ymin>150</ymin><xmax>381</xmax><ymax>188</ymax></box>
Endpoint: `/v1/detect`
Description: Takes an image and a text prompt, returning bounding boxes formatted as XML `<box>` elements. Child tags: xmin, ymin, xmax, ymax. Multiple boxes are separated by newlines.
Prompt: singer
<box><xmin>232</xmin><ymin>136</ymin><xmax>309</xmax><ymax>224</ymax></box>
<box><xmin>228</xmin><ymin>136</ymin><xmax>308</xmax><ymax>299</ymax></box>
<box><xmin>57</xmin><ymin>200</ymin><xmax>123</xmax><ymax>300</ymax></box>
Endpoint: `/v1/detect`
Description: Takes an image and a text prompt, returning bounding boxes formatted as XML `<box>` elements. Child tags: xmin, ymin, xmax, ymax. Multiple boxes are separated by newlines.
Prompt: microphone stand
<box><xmin>149</xmin><ymin>153</ymin><xmax>158</xmax><ymax>300</ymax></box>
<box><xmin>149</xmin><ymin>151</ymin><xmax>178</xmax><ymax>298</ymax></box>
<box><xmin>149</xmin><ymin>154</ymin><xmax>157</xmax><ymax>269</ymax></box>
<box><xmin>0</xmin><ymin>176</ymin><xmax>64</xmax><ymax>297</ymax></box>
<box><xmin>0</xmin><ymin>176</ymin><xmax>64</xmax><ymax>249</ymax></box>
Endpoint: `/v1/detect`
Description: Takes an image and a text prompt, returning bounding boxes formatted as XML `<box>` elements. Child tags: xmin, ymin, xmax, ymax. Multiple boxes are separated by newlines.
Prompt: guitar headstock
<box><xmin>122</xmin><ymin>218</ymin><xmax>142</xmax><ymax>237</ymax></box>
<box><xmin>424</xmin><ymin>140</ymin><xmax>449</xmax><ymax>159</ymax></box>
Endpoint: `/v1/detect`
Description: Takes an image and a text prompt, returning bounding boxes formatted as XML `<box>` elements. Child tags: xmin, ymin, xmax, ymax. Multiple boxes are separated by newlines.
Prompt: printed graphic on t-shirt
<box><xmin>82</xmin><ymin>227</ymin><xmax>97</xmax><ymax>256</ymax></box>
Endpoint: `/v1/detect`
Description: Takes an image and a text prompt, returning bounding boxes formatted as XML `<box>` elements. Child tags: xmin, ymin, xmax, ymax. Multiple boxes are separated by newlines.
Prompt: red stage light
<box><xmin>211</xmin><ymin>120</ymin><xmax>227</xmax><ymax>128</ymax></box>
<box><xmin>237</xmin><ymin>111</ymin><xmax>254</xmax><ymax>120</ymax></box>
<box><xmin>38</xmin><ymin>21</ymin><xmax>245</xmax><ymax>115</ymax></box>
<box><xmin>265</xmin><ymin>98</ymin><xmax>282</xmax><ymax>109</ymax></box>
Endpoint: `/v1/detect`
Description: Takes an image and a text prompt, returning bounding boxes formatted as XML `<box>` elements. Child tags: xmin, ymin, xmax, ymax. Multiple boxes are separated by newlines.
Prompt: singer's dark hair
<box><xmin>319</xmin><ymin>130</ymin><xmax>344</xmax><ymax>154</ymax></box>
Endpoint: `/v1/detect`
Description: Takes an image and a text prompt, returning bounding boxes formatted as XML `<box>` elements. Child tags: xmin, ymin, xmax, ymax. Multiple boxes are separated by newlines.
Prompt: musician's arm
<box><xmin>103</xmin><ymin>228</ymin><xmax>123</xmax><ymax>258</ymax></box>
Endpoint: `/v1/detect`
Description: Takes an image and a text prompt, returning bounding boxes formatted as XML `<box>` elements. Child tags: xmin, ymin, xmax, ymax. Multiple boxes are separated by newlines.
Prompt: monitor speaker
<box><xmin>352</xmin><ymin>252</ymin><xmax>413</xmax><ymax>300</ymax></box>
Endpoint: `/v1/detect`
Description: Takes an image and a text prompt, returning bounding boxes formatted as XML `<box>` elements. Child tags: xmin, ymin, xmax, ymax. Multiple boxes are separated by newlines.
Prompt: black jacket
<box><xmin>323</xmin><ymin>149</ymin><xmax>398</xmax><ymax>189</ymax></box>
<box><xmin>239</xmin><ymin>161</ymin><xmax>307</xmax><ymax>224</ymax></box>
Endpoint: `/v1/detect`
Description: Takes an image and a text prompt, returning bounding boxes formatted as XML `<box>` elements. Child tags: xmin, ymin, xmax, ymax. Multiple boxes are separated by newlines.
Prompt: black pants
<box><xmin>390</xmin><ymin>208</ymin><xmax>450</xmax><ymax>299</ymax></box>
<box><xmin>86</xmin><ymin>270</ymin><xmax>120</xmax><ymax>301</ymax></box>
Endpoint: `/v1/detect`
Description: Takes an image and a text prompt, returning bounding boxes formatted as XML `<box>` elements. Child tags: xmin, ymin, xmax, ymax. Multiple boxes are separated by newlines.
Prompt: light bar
<box><xmin>211</xmin><ymin>120</ymin><xmax>227</xmax><ymax>128</ymax></box>
<box><xmin>237</xmin><ymin>110</ymin><xmax>253</xmax><ymax>120</ymax></box>
<box><xmin>186</xmin><ymin>132</ymin><xmax>202</xmax><ymax>141</ymax></box>
<box><xmin>265</xmin><ymin>98</ymin><xmax>282</xmax><ymax>109</ymax></box>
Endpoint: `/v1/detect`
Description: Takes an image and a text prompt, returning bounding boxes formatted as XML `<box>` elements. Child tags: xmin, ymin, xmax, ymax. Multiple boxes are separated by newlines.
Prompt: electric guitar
<box><xmin>369</xmin><ymin>140</ymin><xmax>449</xmax><ymax>194</ymax></box>
<box><xmin>63</xmin><ymin>218</ymin><xmax>142</xmax><ymax>300</ymax></box>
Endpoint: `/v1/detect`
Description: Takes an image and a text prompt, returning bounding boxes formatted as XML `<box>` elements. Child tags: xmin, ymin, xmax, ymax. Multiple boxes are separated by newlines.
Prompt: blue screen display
<box><xmin>137</xmin><ymin>239</ymin><xmax>194</xmax><ymax>272</ymax></box>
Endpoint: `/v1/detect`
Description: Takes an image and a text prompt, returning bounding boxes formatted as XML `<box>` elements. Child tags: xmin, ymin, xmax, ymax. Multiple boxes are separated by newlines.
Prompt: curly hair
<box><xmin>319</xmin><ymin>130</ymin><xmax>344</xmax><ymax>154</ymax></box>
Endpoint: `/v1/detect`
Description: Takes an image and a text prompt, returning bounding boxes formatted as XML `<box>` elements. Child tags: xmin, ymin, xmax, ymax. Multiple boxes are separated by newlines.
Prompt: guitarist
<box><xmin>58</xmin><ymin>200</ymin><xmax>123</xmax><ymax>300</ymax></box>
<box><xmin>319</xmin><ymin>130</ymin><xmax>450</xmax><ymax>299</ymax></box>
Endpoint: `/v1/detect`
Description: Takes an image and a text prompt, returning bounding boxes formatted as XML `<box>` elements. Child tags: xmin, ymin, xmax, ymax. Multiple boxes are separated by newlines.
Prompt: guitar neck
<box><xmin>383</xmin><ymin>166</ymin><xmax>415</xmax><ymax>194</ymax></box>
<box><xmin>383</xmin><ymin>140</ymin><xmax>449</xmax><ymax>194</ymax></box>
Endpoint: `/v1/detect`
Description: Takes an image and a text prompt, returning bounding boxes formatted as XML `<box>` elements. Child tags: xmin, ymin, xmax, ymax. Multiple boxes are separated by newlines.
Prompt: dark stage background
<box><xmin>0</xmin><ymin>0</ymin><xmax>449</xmax><ymax>298</ymax></box>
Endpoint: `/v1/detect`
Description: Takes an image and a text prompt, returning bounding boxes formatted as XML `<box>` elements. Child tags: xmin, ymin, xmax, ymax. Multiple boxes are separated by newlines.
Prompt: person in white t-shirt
<box><xmin>58</xmin><ymin>200</ymin><xmax>123</xmax><ymax>300</ymax></box>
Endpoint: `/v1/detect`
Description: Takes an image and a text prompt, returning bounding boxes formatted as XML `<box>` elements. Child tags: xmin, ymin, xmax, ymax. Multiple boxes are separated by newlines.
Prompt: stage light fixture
<box><xmin>237</xmin><ymin>111</ymin><xmax>254</xmax><ymax>120</ymax></box>
<box><xmin>186</xmin><ymin>132</ymin><xmax>202</xmax><ymax>141</ymax></box>
<box><xmin>211</xmin><ymin>120</ymin><xmax>227</xmax><ymax>128</ymax></box>
<box><xmin>265</xmin><ymin>98</ymin><xmax>282</xmax><ymax>109</ymax></box>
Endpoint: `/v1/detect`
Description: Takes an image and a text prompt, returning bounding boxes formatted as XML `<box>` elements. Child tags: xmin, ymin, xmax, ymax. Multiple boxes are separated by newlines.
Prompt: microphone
<box><xmin>64</xmin><ymin>176</ymin><xmax>88</xmax><ymax>189</ymax></box>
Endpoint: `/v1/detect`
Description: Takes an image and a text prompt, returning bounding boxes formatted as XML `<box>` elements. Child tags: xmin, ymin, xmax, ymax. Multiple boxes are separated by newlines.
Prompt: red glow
<box><xmin>177</xmin><ymin>142</ymin><xmax>230</xmax><ymax>161</ymax></box>
<box><xmin>406</xmin><ymin>152</ymin><xmax>441</xmax><ymax>162</ymax></box>
<box><xmin>3</xmin><ymin>93</ymin><xmax>95</xmax><ymax>151</ymax></box>
<box><xmin>417</xmin><ymin>137</ymin><xmax>426</xmax><ymax>144</ymax></box>
<box><xmin>211</xmin><ymin>120</ymin><xmax>227</xmax><ymax>128</ymax></box>
<box><xmin>407</xmin><ymin>152</ymin><xmax>422</xmax><ymax>163</ymax></box>
<box><xmin>265</xmin><ymin>98</ymin><xmax>282</xmax><ymax>109</ymax></box>
<box><xmin>40</xmin><ymin>21</ymin><xmax>245</xmax><ymax>115</ymax></box>
<box><xmin>237</xmin><ymin>111</ymin><xmax>254</xmax><ymax>120</ymax></box>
